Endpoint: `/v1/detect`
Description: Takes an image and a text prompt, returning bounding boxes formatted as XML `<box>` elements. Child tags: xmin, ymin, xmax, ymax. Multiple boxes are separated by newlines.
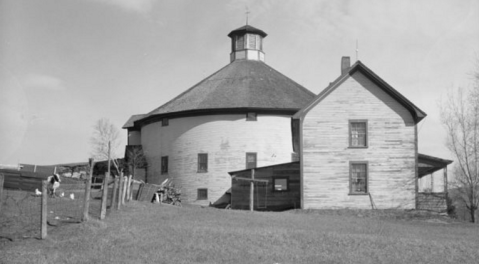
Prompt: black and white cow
<box><xmin>47</xmin><ymin>173</ymin><xmax>61</xmax><ymax>197</ymax></box>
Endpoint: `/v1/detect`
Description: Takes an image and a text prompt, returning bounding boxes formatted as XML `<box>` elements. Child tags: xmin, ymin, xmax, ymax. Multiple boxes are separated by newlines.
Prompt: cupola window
<box><xmin>236</xmin><ymin>35</ymin><xmax>245</xmax><ymax>50</ymax></box>
<box><xmin>248</xmin><ymin>34</ymin><xmax>257</xmax><ymax>49</ymax></box>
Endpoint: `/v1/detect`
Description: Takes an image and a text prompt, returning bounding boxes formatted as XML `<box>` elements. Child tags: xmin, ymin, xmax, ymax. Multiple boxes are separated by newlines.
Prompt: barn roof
<box><xmin>123</xmin><ymin>114</ymin><xmax>147</xmax><ymax>129</ymax></box>
<box><xmin>293</xmin><ymin>60</ymin><xmax>427</xmax><ymax>124</ymax></box>
<box><xmin>136</xmin><ymin>60</ymin><xmax>315</xmax><ymax>125</ymax></box>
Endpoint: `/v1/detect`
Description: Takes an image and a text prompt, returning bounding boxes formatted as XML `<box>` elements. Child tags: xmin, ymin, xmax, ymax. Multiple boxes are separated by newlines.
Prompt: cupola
<box><xmin>228</xmin><ymin>25</ymin><xmax>267</xmax><ymax>63</ymax></box>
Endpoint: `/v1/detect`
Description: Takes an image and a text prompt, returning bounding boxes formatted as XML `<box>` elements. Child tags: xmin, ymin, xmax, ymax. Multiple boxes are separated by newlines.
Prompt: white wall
<box><xmin>141</xmin><ymin>113</ymin><xmax>294</xmax><ymax>204</ymax></box>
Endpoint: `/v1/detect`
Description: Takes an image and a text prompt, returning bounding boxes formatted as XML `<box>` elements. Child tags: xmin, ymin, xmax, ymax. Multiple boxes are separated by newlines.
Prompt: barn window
<box><xmin>349</xmin><ymin>120</ymin><xmax>367</xmax><ymax>147</ymax></box>
<box><xmin>198</xmin><ymin>153</ymin><xmax>208</xmax><ymax>173</ymax></box>
<box><xmin>161</xmin><ymin>156</ymin><xmax>168</xmax><ymax>174</ymax></box>
<box><xmin>246</xmin><ymin>112</ymin><xmax>257</xmax><ymax>121</ymax></box>
<box><xmin>273</xmin><ymin>177</ymin><xmax>289</xmax><ymax>192</ymax></box>
<box><xmin>162</xmin><ymin>118</ymin><xmax>169</xmax><ymax>127</ymax></box>
<box><xmin>197</xmin><ymin>188</ymin><xmax>208</xmax><ymax>200</ymax></box>
<box><xmin>350</xmin><ymin>162</ymin><xmax>368</xmax><ymax>194</ymax></box>
<box><xmin>246</xmin><ymin>153</ymin><xmax>257</xmax><ymax>169</ymax></box>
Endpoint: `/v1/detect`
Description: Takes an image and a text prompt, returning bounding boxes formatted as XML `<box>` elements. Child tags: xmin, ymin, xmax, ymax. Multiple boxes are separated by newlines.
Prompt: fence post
<box><xmin>112</xmin><ymin>176</ymin><xmax>118</xmax><ymax>209</ymax></box>
<box><xmin>82</xmin><ymin>158</ymin><xmax>94</xmax><ymax>222</ymax></box>
<box><xmin>100</xmin><ymin>173</ymin><xmax>109</xmax><ymax>220</ymax></box>
<box><xmin>41</xmin><ymin>180</ymin><xmax>48</xmax><ymax>239</ymax></box>
<box><xmin>0</xmin><ymin>174</ymin><xmax>4</xmax><ymax>211</ymax></box>
<box><xmin>118</xmin><ymin>172</ymin><xmax>124</xmax><ymax>209</ymax></box>
<box><xmin>250</xmin><ymin>169</ymin><xmax>255</xmax><ymax>212</ymax></box>
<box><xmin>121</xmin><ymin>176</ymin><xmax>127</xmax><ymax>205</ymax></box>
<box><xmin>126</xmin><ymin>175</ymin><xmax>132</xmax><ymax>202</ymax></box>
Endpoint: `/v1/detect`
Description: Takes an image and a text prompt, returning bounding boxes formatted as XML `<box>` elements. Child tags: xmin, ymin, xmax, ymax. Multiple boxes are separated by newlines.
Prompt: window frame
<box><xmin>272</xmin><ymin>177</ymin><xmax>289</xmax><ymax>192</ymax></box>
<box><xmin>162</xmin><ymin>118</ymin><xmax>169</xmax><ymax>127</ymax></box>
<box><xmin>349</xmin><ymin>120</ymin><xmax>368</xmax><ymax>148</ymax></box>
<box><xmin>197</xmin><ymin>188</ymin><xmax>208</xmax><ymax>200</ymax></box>
<box><xmin>161</xmin><ymin>156</ymin><xmax>168</xmax><ymax>174</ymax></box>
<box><xmin>246</xmin><ymin>112</ymin><xmax>257</xmax><ymax>121</ymax></box>
<box><xmin>197</xmin><ymin>153</ymin><xmax>208</xmax><ymax>173</ymax></box>
<box><xmin>246</xmin><ymin>152</ymin><xmax>257</xmax><ymax>169</ymax></box>
<box><xmin>349</xmin><ymin>161</ymin><xmax>369</xmax><ymax>195</ymax></box>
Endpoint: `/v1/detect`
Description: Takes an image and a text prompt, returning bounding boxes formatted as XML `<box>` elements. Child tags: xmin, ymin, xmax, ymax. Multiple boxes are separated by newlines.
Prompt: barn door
<box><xmin>255</xmin><ymin>182</ymin><xmax>267</xmax><ymax>209</ymax></box>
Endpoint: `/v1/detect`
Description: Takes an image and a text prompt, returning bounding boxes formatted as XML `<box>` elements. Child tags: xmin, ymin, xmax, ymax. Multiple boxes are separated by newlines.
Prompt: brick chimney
<box><xmin>341</xmin><ymin>56</ymin><xmax>350</xmax><ymax>75</ymax></box>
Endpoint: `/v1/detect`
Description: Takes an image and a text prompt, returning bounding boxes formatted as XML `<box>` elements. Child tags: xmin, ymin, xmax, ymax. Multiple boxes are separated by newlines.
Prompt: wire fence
<box><xmin>0</xmin><ymin>185</ymin><xmax>42</xmax><ymax>240</ymax></box>
<box><xmin>0</xmin><ymin>172</ymin><xmax>140</xmax><ymax>240</ymax></box>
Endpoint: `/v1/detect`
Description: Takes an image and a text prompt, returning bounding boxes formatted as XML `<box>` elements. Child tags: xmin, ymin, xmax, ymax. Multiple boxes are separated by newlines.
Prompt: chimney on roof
<box><xmin>341</xmin><ymin>56</ymin><xmax>350</xmax><ymax>75</ymax></box>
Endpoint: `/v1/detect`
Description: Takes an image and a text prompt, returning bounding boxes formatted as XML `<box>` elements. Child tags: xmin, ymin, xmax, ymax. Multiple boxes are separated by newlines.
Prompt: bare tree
<box><xmin>90</xmin><ymin>118</ymin><xmax>123</xmax><ymax>175</ymax></box>
<box><xmin>440</xmin><ymin>67</ymin><xmax>479</xmax><ymax>223</ymax></box>
<box><xmin>125</xmin><ymin>145</ymin><xmax>147</xmax><ymax>182</ymax></box>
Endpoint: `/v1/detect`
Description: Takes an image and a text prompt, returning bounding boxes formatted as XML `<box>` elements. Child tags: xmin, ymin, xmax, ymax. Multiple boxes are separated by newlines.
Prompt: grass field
<box><xmin>1</xmin><ymin>202</ymin><xmax>478</xmax><ymax>264</ymax></box>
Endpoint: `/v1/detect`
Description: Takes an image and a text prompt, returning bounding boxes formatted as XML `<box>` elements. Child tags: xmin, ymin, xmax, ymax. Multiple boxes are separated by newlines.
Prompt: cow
<box><xmin>47</xmin><ymin>174</ymin><xmax>61</xmax><ymax>197</ymax></box>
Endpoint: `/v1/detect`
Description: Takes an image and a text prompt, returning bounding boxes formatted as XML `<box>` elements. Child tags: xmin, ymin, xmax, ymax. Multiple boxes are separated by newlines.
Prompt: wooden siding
<box><xmin>302</xmin><ymin>71</ymin><xmax>416</xmax><ymax>209</ymax></box>
<box><xmin>141</xmin><ymin>114</ymin><xmax>295</xmax><ymax>205</ymax></box>
<box><xmin>0</xmin><ymin>169</ymin><xmax>48</xmax><ymax>191</ymax></box>
<box><xmin>231</xmin><ymin>162</ymin><xmax>300</xmax><ymax>211</ymax></box>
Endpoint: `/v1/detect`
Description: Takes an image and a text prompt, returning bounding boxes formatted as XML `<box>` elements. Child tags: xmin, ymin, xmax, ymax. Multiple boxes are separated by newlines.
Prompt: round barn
<box><xmin>123</xmin><ymin>25</ymin><xmax>314</xmax><ymax>205</ymax></box>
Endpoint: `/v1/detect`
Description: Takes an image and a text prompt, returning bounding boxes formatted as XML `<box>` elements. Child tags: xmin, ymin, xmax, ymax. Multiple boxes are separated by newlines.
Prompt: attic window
<box><xmin>246</xmin><ymin>112</ymin><xmax>257</xmax><ymax>121</ymax></box>
<box><xmin>162</xmin><ymin>118</ymin><xmax>169</xmax><ymax>127</ymax></box>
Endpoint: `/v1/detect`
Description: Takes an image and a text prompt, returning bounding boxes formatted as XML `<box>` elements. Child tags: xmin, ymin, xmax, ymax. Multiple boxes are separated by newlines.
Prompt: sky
<box><xmin>0</xmin><ymin>0</ymin><xmax>478</xmax><ymax>165</ymax></box>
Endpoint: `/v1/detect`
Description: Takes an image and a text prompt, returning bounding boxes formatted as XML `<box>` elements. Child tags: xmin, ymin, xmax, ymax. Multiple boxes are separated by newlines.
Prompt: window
<box><xmin>198</xmin><ymin>153</ymin><xmax>208</xmax><ymax>173</ymax></box>
<box><xmin>197</xmin><ymin>188</ymin><xmax>208</xmax><ymax>200</ymax></box>
<box><xmin>246</xmin><ymin>112</ymin><xmax>257</xmax><ymax>121</ymax></box>
<box><xmin>273</xmin><ymin>178</ymin><xmax>288</xmax><ymax>192</ymax></box>
<box><xmin>235</xmin><ymin>35</ymin><xmax>244</xmax><ymax>50</ymax></box>
<box><xmin>248</xmin><ymin>34</ymin><xmax>257</xmax><ymax>49</ymax></box>
<box><xmin>246</xmin><ymin>153</ymin><xmax>257</xmax><ymax>169</ymax></box>
<box><xmin>162</xmin><ymin>118</ymin><xmax>169</xmax><ymax>127</ymax></box>
<box><xmin>350</xmin><ymin>162</ymin><xmax>368</xmax><ymax>194</ymax></box>
<box><xmin>161</xmin><ymin>156</ymin><xmax>168</xmax><ymax>174</ymax></box>
<box><xmin>349</xmin><ymin>120</ymin><xmax>367</xmax><ymax>147</ymax></box>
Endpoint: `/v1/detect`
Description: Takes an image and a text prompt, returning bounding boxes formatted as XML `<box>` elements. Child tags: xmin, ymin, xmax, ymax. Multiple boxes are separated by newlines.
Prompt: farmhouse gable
<box><xmin>294</xmin><ymin>58</ymin><xmax>427</xmax><ymax>209</ymax></box>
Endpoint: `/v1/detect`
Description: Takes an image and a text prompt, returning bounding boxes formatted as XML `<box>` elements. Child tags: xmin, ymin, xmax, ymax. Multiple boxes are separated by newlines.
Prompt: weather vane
<box><xmin>245</xmin><ymin>6</ymin><xmax>250</xmax><ymax>25</ymax></box>
<box><xmin>356</xmin><ymin>39</ymin><xmax>359</xmax><ymax>61</ymax></box>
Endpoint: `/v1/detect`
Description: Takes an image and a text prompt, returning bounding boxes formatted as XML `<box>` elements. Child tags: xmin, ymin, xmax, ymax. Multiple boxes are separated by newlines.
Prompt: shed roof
<box><xmin>139</xmin><ymin>60</ymin><xmax>315</xmax><ymax>124</ymax></box>
<box><xmin>293</xmin><ymin>60</ymin><xmax>427</xmax><ymax>124</ymax></box>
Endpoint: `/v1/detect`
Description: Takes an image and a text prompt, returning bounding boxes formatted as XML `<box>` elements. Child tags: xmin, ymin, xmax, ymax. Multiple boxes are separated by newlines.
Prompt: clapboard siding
<box><xmin>141</xmin><ymin>114</ymin><xmax>295</xmax><ymax>205</ymax></box>
<box><xmin>302</xmin><ymin>71</ymin><xmax>416</xmax><ymax>209</ymax></box>
<box><xmin>230</xmin><ymin>162</ymin><xmax>300</xmax><ymax>211</ymax></box>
